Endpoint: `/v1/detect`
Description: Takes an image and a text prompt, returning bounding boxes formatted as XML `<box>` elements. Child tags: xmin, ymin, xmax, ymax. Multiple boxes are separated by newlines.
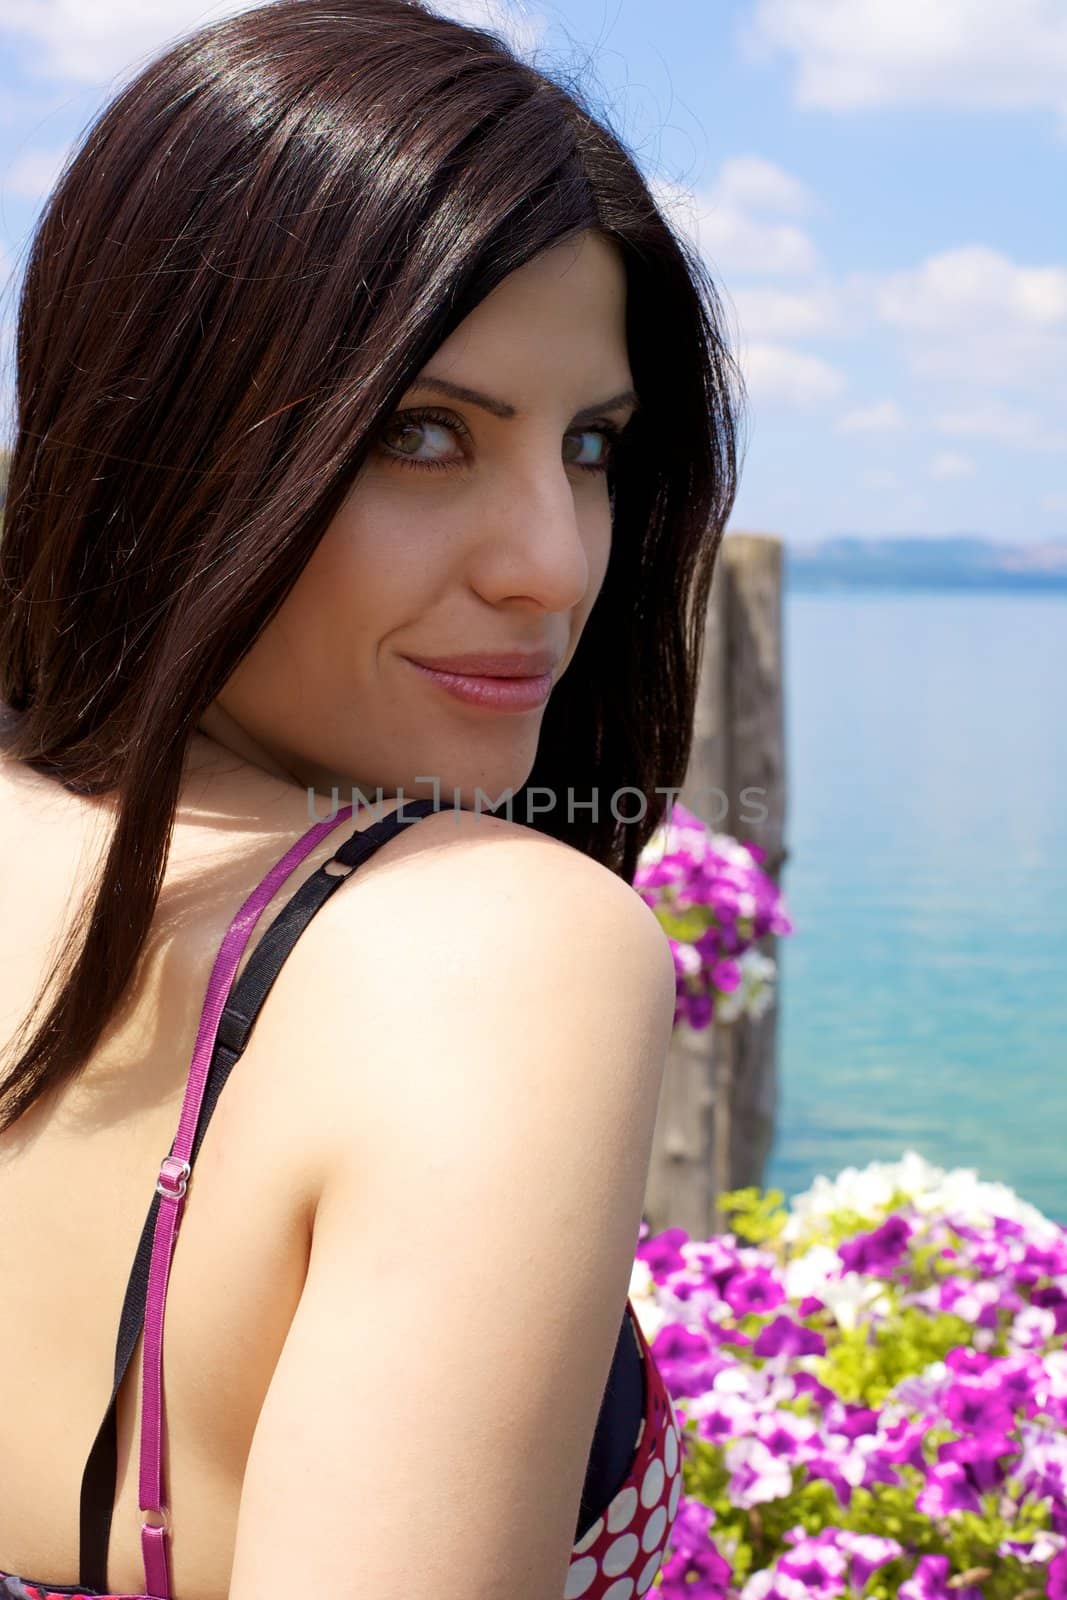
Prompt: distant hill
<box><xmin>784</xmin><ymin>535</ymin><xmax>1067</xmax><ymax>592</ymax></box>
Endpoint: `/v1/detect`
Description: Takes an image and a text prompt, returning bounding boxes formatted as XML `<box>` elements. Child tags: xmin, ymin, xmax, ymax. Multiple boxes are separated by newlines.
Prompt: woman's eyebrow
<box><xmin>405</xmin><ymin>374</ymin><xmax>641</xmax><ymax>425</ymax></box>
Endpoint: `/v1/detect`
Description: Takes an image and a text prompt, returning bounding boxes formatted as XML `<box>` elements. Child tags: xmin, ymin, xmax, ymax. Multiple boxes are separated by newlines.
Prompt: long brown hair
<box><xmin>0</xmin><ymin>0</ymin><xmax>745</xmax><ymax>1133</ymax></box>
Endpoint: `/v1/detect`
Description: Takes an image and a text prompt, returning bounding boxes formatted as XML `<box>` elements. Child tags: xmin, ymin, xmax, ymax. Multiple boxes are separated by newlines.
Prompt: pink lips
<box><xmin>402</xmin><ymin>651</ymin><xmax>558</xmax><ymax>712</ymax></box>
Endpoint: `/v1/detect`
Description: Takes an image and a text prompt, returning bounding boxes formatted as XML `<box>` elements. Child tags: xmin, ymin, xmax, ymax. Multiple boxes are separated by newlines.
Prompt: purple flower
<box><xmin>650</xmin><ymin>1322</ymin><xmax>729</xmax><ymax>1398</ymax></box>
<box><xmin>1016</xmin><ymin>1420</ymin><xmax>1067</xmax><ymax>1505</ymax></box>
<box><xmin>834</xmin><ymin>1530</ymin><xmax>904</xmax><ymax>1588</ymax></box>
<box><xmin>1049</xmin><ymin>1549</ymin><xmax>1067</xmax><ymax>1600</ymax></box>
<box><xmin>696</xmin><ymin>1391</ymin><xmax>756</xmax><ymax>1446</ymax></box>
<box><xmin>637</xmin><ymin>1226</ymin><xmax>689</xmax><ymax>1278</ymax></box>
<box><xmin>898</xmin><ymin>1553</ymin><xmax>984</xmax><ymax>1600</ymax></box>
<box><xmin>797</xmin><ymin>1293</ymin><xmax>825</xmax><ymax>1316</ymax></box>
<box><xmin>802</xmin><ymin>1436</ymin><xmax>867</xmax><ymax>1510</ymax></box>
<box><xmin>777</xmin><ymin>1533</ymin><xmax>848</xmax><ymax>1597</ymax></box>
<box><xmin>710</xmin><ymin>956</ymin><xmax>742</xmax><ymax>992</ymax></box>
<box><xmin>725</xmin><ymin>1435</ymin><xmax>794</xmax><ymax>1506</ymax></box>
<box><xmin>938</xmin><ymin>1430</ymin><xmax>1012</xmax><ymax>1494</ymax></box>
<box><xmin>998</xmin><ymin>1533</ymin><xmax>1066</xmax><ymax>1567</ymax></box>
<box><xmin>723</xmin><ymin>1265</ymin><xmax>787</xmax><ymax>1318</ymax></box>
<box><xmin>837</xmin><ymin>1213</ymin><xmax>912</xmax><ymax>1276</ymax></box>
<box><xmin>831</xmin><ymin>1404</ymin><xmax>879</xmax><ymax>1440</ymax></box>
<box><xmin>941</xmin><ymin>1379</ymin><xmax>1014</xmax><ymax>1438</ymax></box>
<box><xmin>878</xmin><ymin>1414</ymin><xmax>929</xmax><ymax>1472</ymax></box>
<box><xmin>915</xmin><ymin>1460</ymin><xmax>983</xmax><ymax>1518</ymax></box>
<box><xmin>682</xmin><ymin>991</ymin><xmax>714</xmax><ymax>1029</ymax></box>
<box><xmin>659</xmin><ymin>1497</ymin><xmax>733</xmax><ymax>1598</ymax></box>
<box><xmin>753</xmin><ymin>1314</ymin><xmax>827</xmax><ymax>1359</ymax></box>
<box><xmin>754</xmin><ymin>1407</ymin><xmax>820</xmax><ymax>1461</ymax></box>
<box><xmin>1032</xmin><ymin>1283</ymin><xmax>1067</xmax><ymax>1334</ymax></box>
<box><xmin>791</xmin><ymin>1369</ymin><xmax>838</xmax><ymax>1409</ymax></box>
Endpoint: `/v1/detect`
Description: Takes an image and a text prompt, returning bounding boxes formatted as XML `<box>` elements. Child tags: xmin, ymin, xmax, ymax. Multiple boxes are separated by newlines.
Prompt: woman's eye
<box><xmin>376</xmin><ymin>409</ymin><xmax>463</xmax><ymax>473</ymax></box>
<box><xmin>561</xmin><ymin>427</ymin><xmax>620</xmax><ymax>474</ymax></box>
<box><xmin>374</xmin><ymin>407</ymin><xmax>622</xmax><ymax>476</ymax></box>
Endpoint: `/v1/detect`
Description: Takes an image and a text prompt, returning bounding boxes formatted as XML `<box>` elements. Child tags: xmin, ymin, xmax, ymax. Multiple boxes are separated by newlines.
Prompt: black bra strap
<box><xmin>79</xmin><ymin>798</ymin><xmax>443</xmax><ymax>1591</ymax></box>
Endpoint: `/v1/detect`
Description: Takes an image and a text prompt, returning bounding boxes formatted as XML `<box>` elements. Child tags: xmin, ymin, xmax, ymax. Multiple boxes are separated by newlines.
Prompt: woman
<box><xmin>0</xmin><ymin>1</ymin><xmax>743</xmax><ymax>1596</ymax></box>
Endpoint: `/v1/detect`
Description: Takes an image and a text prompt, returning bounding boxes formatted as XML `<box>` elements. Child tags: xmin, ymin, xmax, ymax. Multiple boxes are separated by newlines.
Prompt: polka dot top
<box><xmin>563</xmin><ymin>1303</ymin><xmax>683</xmax><ymax>1600</ymax></box>
<box><xmin>0</xmin><ymin>799</ymin><xmax>682</xmax><ymax>1600</ymax></box>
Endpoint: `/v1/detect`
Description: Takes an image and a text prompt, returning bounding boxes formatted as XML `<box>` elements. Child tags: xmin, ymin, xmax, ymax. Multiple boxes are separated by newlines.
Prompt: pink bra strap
<box><xmin>138</xmin><ymin>803</ymin><xmax>356</xmax><ymax>1598</ymax></box>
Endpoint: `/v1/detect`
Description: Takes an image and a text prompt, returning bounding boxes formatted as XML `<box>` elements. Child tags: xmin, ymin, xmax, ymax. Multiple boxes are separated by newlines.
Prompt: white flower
<box><xmin>890</xmin><ymin>1360</ymin><xmax>950</xmax><ymax>1410</ymax></box>
<box><xmin>996</xmin><ymin>1531</ymin><xmax>1066</xmax><ymax>1565</ymax></box>
<box><xmin>1010</xmin><ymin>1305</ymin><xmax>1058</xmax><ymax>1351</ymax></box>
<box><xmin>1041</xmin><ymin>1349</ymin><xmax>1067</xmax><ymax>1402</ymax></box>
<box><xmin>780</xmin><ymin>1150</ymin><xmax>1063</xmax><ymax>1249</ymax></box>
<box><xmin>739</xmin><ymin>1572</ymin><xmax>775</xmax><ymax>1600</ymax></box>
<box><xmin>817</xmin><ymin>1271</ymin><xmax>891</xmax><ymax>1334</ymax></box>
<box><xmin>713</xmin><ymin>1362</ymin><xmax>774</xmax><ymax>1405</ymax></box>
<box><xmin>674</xmin><ymin>941</ymin><xmax>702</xmax><ymax>977</ymax></box>
<box><xmin>782</xmin><ymin>1243</ymin><xmax>841</xmax><ymax>1303</ymax></box>
<box><xmin>685</xmin><ymin>1388</ymin><xmax>758</xmax><ymax>1434</ymax></box>
<box><xmin>820</xmin><ymin>1430</ymin><xmax>871</xmax><ymax>1488</ymax></box>
<box><xmin>715</xmin><ymin>946</ymin><xmax>778</xmax><ymax>1024</ymax></box>
<box><xmin>724</xmin><ymin>1435</ymin><xmax>794</xmax><ymax>1505</ymax></box>
<box><xmin>708</xmin><ymin>832</ymin><xmax>760</xmax><ymax>869</ymax></box>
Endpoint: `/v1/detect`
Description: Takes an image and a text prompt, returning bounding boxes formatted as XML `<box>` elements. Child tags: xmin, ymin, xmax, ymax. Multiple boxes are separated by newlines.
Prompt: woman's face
<box><xmin>195</xmin><ymin>229</ymin><xmax>636</xmax><ymax>810</ymax></box>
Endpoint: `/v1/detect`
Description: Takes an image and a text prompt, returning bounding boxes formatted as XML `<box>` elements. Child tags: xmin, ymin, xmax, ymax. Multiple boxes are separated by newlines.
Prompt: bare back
<box><xmin>0</xmin><ymin>743</ymin><xmax>424</xmax><ymax>1598</ymax></box>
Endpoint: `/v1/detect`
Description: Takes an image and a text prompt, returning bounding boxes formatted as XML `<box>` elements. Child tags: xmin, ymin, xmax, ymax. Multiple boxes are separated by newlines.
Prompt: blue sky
<box><xmin>1</xmin><ymin>0</ymin><xmax>1064</xmax><ymax>544</ymax></box>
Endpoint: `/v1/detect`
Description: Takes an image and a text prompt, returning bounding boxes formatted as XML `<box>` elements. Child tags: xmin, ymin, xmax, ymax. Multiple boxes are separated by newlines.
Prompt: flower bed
<box><xmin>629</xmin><ymin>1152</ymin><xmax>1067</xmax><ymax>1598</ymax></box>
<box><xmin>633</xmin><ymin>801</ymin><xmax>793</xmax><ymax>1029</ymax></box>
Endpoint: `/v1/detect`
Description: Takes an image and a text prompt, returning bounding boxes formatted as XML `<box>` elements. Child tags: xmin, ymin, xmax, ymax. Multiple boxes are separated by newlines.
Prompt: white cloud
<box><xmin>651</xmin><ymin>166</ymin><xmax>820</xmax><ymax>279</ymax></box>
<box><xmin>422</xmin><ymin>0</ymin><xmax>545</xmax><ymax>58</ymax></box>
<box><xmin>928</xmin><ymin>450</ymin><xmax>975</xmax><ymax>480</ymax></box>
<box><xmin>729</xmin><ymin>282</ymin><xmax>844</xmax><ymax>340</ymax></box>
<box><xmin>868</xmin><ymin>245</ymin><xmax>1067</xmax><ymax>408</ymax></box>
<box><xmin>875</xmin><ymin>245</ymin><xmax>1067</xmax><ymax>333</ymax></box>
<box><xmin>0</xmin><ymin>0</ymin><xmax>254</xmax><ymax>86</ymax></box>
<box><xmin>0</xmin><ymin>0</ymin><xmax>546</xmax><ymax>85</ymax></box>
<box><xmin>837</xmin><ymin>399</ymin><xmax>906</xmax><ymax>434</ymax></box>
<box><xmin>700</xmin><ymin>207</ymin><xmax>818</xmax><ymax>277</ymax></box>
<box><xmin>740</xmin><ymin>341</ymin><xmax>847</xmax><ymax>410</ymax></box>
<box><xmin>740</xmin><ymin>0</ymin><xmax>1067</xmax><ymax>131</ymax></box>
<box><xmin>934</xmin><ymin>400</ymin><xmax>1067</xmax><ymax>452</ymax></box>
<box><xmin>711</xmin><ymin>154</ymin><xmax>818</xmax><ymax>217</ymax></box>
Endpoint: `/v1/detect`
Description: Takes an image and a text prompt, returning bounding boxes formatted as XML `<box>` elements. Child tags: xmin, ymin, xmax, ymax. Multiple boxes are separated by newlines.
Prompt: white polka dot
<box><xmin>668</xmin><ymin>1472</ymin><xmax>682</xmax><ymax>1520</ymax></box>
<box><xmin>603</xmin><ymin>1533</ymin><xmax>639</xmax><ymax>1577</ymax></box>
<box><xmin>664</xmin><ymin>1426</ymin><xmax>678</xmax><ymax>1476</ymax></box>
<box><xmin>602</xmin><ymin>1581</ymin><xmax>635</xmax><ymax>1600</ymax></box>
<box><xmin>640</xmin><ymin>1457</ymin><xmax>665</xmax><ymax>1508</ymax></box>
<box><xmin>564</xmin><ymin>1556</ymin><xmax>598</xmax><ymax>1598</ymax></box>
<box><xmin>606</xmin><ymin>1486</ymin><xmax>638</xmax><ymax>1532</ymax></box>
<box><xmin>572</xmin><ymin>1516</ymin><xmax>603</xmax><ymax>1555</ymax></box>
<box><xmin>636</xmin><ymin>1550</ymin><xmax>665</xmax><ymax>1595</ymax></box>
<box><xmin>641</xmin><ymin>1504</ymin><xmax>667</xmax><ymax>1553</ymax></box>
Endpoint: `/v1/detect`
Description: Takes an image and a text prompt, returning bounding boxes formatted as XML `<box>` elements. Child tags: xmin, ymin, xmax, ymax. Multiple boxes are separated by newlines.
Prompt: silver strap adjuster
<box><xmin>156</xmin><ymin>1156</ymin><xmax>191</xmax><ymax>1200</ymax></box>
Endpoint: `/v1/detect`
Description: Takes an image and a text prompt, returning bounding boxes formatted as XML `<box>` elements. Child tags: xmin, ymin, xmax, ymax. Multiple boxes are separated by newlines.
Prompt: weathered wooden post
<box><xmin>642</xmin><ymin>553</ymin><xmax>728</xmax><ymax>1241</ymax></box>
<box><xmin>643</xmin><ymin>531</ymin><xmax>787</xmax><ymax>1238</ymax></box>
<box><xmin>719</xmin><ymin>534</ymin><xmax>787</xmax><ymax>1192</ymax></box>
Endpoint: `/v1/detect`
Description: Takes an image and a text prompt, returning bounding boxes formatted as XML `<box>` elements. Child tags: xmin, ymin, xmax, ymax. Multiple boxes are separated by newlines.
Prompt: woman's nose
<box><xmin>467</xmin><ymin>461</ymin><xmax>603</xmax><ymax>613</ymax></box>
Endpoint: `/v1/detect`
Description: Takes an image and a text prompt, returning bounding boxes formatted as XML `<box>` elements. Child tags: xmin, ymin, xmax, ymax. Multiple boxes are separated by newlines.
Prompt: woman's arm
<box><xmin>227</xmin><ymin>820</ymin><xmax>676</xmax><ymax>1599</ymax></box>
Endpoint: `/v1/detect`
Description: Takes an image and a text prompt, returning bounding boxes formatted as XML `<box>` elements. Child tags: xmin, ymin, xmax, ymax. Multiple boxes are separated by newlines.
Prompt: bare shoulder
<box><xmin>300</xmin><ymin>801</ymin><xmax>678</xmax><ymax>1120</ymax></box>
<box><xmin>227</xmin><ymin>803</ymin><xmax>679</xmax><ymax>1596</ymax></box>
<box><xmin>239</xmin><ymin>802</ymin><xmax>676</xmax><ymax>1213</ymax></box>
<box><xmin>348</xmin><ymin>800</ymin><xmax>664</xmax><ymax>924</ymax></box>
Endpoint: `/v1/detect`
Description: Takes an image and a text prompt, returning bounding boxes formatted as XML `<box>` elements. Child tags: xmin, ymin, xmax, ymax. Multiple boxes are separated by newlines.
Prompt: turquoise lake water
<box><xmin>762</xmin><ymin>589</ymin><xmax>1067</xmax><ymax>1225</ymax></box>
